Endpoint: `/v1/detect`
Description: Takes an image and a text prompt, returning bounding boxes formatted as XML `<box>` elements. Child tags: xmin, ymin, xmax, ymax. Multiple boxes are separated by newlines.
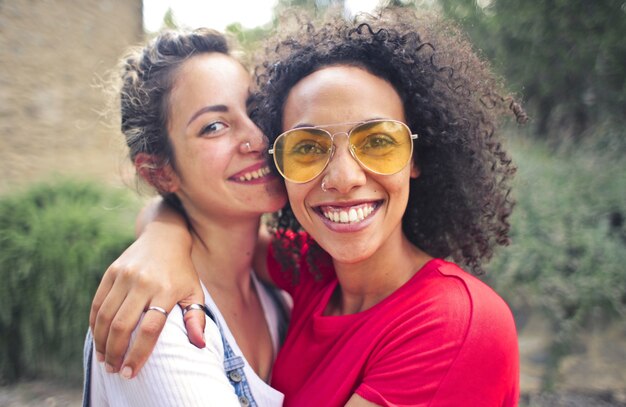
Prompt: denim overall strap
<box><xmin>82</xmin><ymin>330</ymin><xmax>94</xmax><ymax>407</ymax></box>
<box><xmin>206</xmin><ymin>306</ymin><xmax>258</xmax><ymax>407</ymax></box>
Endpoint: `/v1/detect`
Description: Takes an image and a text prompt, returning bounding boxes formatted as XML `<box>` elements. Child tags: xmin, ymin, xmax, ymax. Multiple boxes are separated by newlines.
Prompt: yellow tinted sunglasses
<box><xmin>269</xmin><ymin>119</ymin><xmax>418</xmax><ymax>183</ymax></box>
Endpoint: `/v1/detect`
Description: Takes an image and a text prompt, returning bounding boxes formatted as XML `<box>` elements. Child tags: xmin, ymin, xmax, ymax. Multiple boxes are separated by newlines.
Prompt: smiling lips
<box><xmin>319</xmin><ymin>202</ymin><xmax>378</xmax><ymax>224</ymax></box>
<box><xmin>233</xmin><ymin>165</ymin><xmax>272</xmax><ymax>182</ymax></box>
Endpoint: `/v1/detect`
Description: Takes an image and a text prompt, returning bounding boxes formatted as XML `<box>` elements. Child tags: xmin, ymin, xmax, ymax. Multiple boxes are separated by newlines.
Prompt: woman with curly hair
<box><xmin>90</xmin><ymin>8</ymin><xmax>523</xmax><ymax>406</ymax></box>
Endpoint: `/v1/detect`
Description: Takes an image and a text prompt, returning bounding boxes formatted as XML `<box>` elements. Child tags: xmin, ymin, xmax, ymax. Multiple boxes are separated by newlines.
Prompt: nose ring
<box><xmin>242</xmin><ymin>141</ymin><xmax>251</xmax><ymax>153</ymax></box>
<box><xmin>321</xmin><ymin>176</ymin><xmax>328</xmax><ymax>192</ymax></box>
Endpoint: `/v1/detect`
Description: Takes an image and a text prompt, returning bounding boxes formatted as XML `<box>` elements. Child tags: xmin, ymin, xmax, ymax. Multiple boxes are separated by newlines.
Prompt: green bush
<box><xmin>0</xmin><ymin>180</ymin><xmax>137</xmax><ymax>384</ymax></box>
<box><xmin>486</xmin><ymin>131</ymin><xmax>626</xmax><ymax>389</ymax></box>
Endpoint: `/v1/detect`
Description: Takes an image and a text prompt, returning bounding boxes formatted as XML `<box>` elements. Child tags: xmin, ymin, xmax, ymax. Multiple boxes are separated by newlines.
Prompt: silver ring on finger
<box><xmin>182</xmin><ymin>303</ymin><xmax>207</xmax><ymax>316</ymax></box>
<box><xmin>146</xmin><ymin>306</ymin><xmax>168</xmax><ymax>317</ymax></box>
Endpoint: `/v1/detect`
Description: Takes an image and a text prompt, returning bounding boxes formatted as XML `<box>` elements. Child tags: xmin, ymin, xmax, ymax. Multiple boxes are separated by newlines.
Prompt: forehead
<box><xmin>282</xmin><ymin>65</ymin><xmax>405</xmax><ymax>129</ymax></box>
<box><xmin>170</xmin><ymin>52</ymin><xmax>250</xmax><ymax>102</ymax></box>
<box><xmin>167</xmin><ymin>53</ymin><xmax>250</xmax><ymax>130</ymax></box>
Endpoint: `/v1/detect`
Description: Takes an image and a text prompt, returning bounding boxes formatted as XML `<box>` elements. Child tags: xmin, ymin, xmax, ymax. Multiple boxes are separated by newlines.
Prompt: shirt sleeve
<box><xmin>355</xmin><ymin>269</ymin><xmax>519</xmax><ymax>407</ymax></box>
<box><xmin>89</xmin><ymin>307</ymin><xmax>240</xmax><ymax>407</ymax></box>
<box><xmin>355</xmin><ymin>277</ymin><xmax>471</xmax><ymax>406</ymax></box>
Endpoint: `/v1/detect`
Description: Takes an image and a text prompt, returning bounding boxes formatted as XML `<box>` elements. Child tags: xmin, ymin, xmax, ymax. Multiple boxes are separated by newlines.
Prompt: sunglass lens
<box><xmin>274</xmin><ymin>129</ymin><xmax>332</xmax><ymax>182</ymax></box>
<box><xmin>350</xmin><ymin>121</ymin><xmax>413</xmax><ymax>174</ymax></box>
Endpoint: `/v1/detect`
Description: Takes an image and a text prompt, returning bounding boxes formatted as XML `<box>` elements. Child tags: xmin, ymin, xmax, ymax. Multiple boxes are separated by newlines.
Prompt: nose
<box><xmin>321</xmin><ymin>135</ymin><xmax>366</xmax><ymax>194</ymax></box>
<box><xmin>239</xmin><ymin>119</ymin><xmax>268</xmax><ymax>154</ymax></box>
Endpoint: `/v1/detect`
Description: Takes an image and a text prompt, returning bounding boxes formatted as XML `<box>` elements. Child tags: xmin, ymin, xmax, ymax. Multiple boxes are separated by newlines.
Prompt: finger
<box><xmin>92</xmin><ymin>272</ymin><xmax>131</xmax><ymax>364</ymax></box>
<box><xmin>90</xmin><ymin>267</ymin><xmax>117</xmax><ymax>331</ymax></box>
<box><xmin>184</xmin><ymin>313</ymin><xmax>206</xmax><ymax>349</ymax></box>
<box><xmin>119</xmin><ymin>295</ymin><xmax>174</xmax><ymax>379</ymax></box>
<box><xmin>180</xmin><ymin>287</ymin><xmax>207</xmax><ymax>348</ymax></box>
<box><xmin>183</xmin><ymin>307</ymin><xmax>207</xmax><ymax>349</ymax></box>
<box><xmin>103</xmin><ymin>289</ymin><xmax>153</xmax><ymax>373</ymax></box>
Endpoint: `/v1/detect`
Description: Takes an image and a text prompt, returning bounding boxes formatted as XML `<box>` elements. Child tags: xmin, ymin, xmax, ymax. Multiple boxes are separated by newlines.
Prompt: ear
<box><xmin>134</xmin><ymin>153</ymin><xmax>180</xmax><ymax>193</ymax></box>
<box><xmin>410</xmin><ymin>160</ymin><xmax>420</xmax><ymax>179</ymax></box>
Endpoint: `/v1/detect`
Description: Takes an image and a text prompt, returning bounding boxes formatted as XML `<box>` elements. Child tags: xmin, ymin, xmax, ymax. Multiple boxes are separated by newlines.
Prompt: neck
<box><xmin>187</xmin><ymin>211</ymin><xmax>261</xmax><ymax>293</ymax></box>
<box><xmin>329</xmin><ymin>231</ymin><xmax>431</xmax><ymax>316</ymax></box>
<box><xmin>184</xmin><ymin>210</ymin><xmax>275</xmax><ymax>381</ymax></box>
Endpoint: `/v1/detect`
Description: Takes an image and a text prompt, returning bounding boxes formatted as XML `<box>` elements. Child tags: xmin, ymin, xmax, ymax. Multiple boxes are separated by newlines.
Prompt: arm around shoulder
<box><xmin>90</xmin><ymin>197</ymin><xmax>205</xmax><ymax>378</ymax></box>
<box><xmin>90</xmin><ymin>308</ymin><xmax>240</xmax><ymax>406</ymax></box>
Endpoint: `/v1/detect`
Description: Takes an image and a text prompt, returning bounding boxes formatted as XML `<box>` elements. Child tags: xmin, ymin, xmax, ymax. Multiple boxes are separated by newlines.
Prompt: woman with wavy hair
<box><xmin>90</xmin><ymin>8</ymin><xmax>524</xmax><ymax>406</ymax></box>
<box><xmin>84</xmin><ymin>28</ymin><xmax>287</xmax><ymax>406</ymax></box>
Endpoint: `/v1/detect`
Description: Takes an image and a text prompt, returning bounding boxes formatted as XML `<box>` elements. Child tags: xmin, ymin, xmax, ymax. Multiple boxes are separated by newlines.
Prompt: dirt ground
<box><xmin>0</xmin><ymin>380</ymin><xmax>82</xmax><ymax>407</ymax></box>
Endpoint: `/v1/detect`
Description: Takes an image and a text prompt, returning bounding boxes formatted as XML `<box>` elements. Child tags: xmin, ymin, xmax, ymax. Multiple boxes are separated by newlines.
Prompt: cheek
<box><xmin>381</xmin><ymin>173</ymin><xmax>412</xmax><ymax>212</ymax></box>
<box><xmin>285</xmin><ymin>183</ymin><xmax>304</xmax><ymax>205</ymax></box>
<box><xmin>392</xmin><ymin>176</ymin><xmax>411</xmax><ymax>194</ymax></box>
<box><xmin>285</xmin><ymin>183</ymin><xmax>310</xmax><ymax>217</ymax></box>
<box><xmin>376</xmin><ymin>169</ymin><xmax>412</xmax><ymax>196</ymax></box>
<box><xmin>195</xmin><ymin>141</ymin><xmax>235</xmax><ymax>171</ymax></box>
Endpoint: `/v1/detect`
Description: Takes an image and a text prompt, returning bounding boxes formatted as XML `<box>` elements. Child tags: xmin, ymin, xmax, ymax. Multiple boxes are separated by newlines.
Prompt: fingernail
<box><xmin>105</xmin><ymin>363</ymin><xmax>115</xmax><ymax>373</ymax></box>
<box><xmin>96</xmin><ymin>351</ymin><xmax>104</xmax><ymax>362</ymax></box>
<box><xmin>120</xmin><ymin>366</ymin><xmax>133</xmax><ymax>379</ymax></box>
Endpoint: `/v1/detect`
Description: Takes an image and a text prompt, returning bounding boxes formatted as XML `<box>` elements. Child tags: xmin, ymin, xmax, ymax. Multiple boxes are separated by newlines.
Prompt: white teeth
<box><xmin>322</xmin><ymin>204</ymin><xmax>376</xmax><ymax>224</ymax></box>
<box><xmin>348</xmin><ymin>208</ymin><xmax>357</xmax><ymax>222</ymax></box>
<box><xmin>339</xmin><ymin>211</ymin><xmax>349</xmax><ymax>223</ymax></box>
<box><xmin>237</xmin><ymin>166</ymin><xmax>270</xmax><ymax>182</ymax></box>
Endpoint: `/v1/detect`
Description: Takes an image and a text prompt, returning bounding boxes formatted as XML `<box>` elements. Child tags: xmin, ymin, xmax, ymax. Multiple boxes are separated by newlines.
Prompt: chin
<box><xmin>320</xmin><ymin>244</ymin><xmax>374</xmax><ymax>265</ymax></box>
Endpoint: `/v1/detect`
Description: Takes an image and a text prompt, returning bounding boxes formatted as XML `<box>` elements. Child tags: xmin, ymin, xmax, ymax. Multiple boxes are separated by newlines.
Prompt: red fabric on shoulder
<box><xmin>270</xmin><ymin>258</ymin><xmax>519</xmax><ymax>407</ymax></box>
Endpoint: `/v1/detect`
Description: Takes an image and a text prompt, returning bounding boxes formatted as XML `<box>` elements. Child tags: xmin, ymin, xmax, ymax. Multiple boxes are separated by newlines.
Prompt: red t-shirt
<box><xmin>268</xmin><ymin>237</ymin><xmax>519</xmax><ymax>407</ymax></box>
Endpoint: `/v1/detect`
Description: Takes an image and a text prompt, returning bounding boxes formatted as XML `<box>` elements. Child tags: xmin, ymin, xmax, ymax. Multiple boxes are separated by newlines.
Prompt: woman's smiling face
<box><xmin>164</xmin><ymin>52</ymin><xmax>286</xmax><ymax>221</ymax></box>
<box><xmin>281</xmin><ymin>65</ymin><xmax>419</xmax><ymax>265</ymax></box>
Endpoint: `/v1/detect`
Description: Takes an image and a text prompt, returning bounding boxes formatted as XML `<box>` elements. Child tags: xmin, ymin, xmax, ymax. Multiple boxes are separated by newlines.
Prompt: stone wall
<box><xmin>0</xmin><ymin>0</ymin><xmax>144</xmax><ymax>194</ymax></box>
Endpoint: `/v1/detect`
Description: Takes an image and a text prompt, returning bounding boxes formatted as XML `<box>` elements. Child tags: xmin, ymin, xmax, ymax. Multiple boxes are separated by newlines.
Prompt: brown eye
<box><xmin>359</xmin><ymin>133</ymin><xmax>397</xmax><ymax>149</ymax></box>
<box><xmin>200</xmin><ymin>121</ymin><xmax>228</xmax><ymax>137</ymax></box>
<box><xmin>289</xmin><ymin>140</ymin><xmax>327</xmax><ymax>156</ymax></box>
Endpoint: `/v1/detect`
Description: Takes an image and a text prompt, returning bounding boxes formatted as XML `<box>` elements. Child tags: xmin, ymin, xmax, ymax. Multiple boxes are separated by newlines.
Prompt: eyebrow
<box><xmin>187</xmin><ymin>105</ymin><xmax>228</xmax><ymax>126</ymax></box>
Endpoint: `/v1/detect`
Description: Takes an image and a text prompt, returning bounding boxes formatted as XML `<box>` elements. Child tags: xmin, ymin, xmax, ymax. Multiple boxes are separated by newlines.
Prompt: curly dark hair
<box><xmin>253</xmin><ymin>8</ymin><xmax>526</xmax><ymax>276</ymax></box>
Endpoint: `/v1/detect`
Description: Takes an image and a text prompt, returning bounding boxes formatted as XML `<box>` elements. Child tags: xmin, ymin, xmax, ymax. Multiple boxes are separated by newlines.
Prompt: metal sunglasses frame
<box><xmin>268</xmin><ymin>119</ymin><xmax>419</xmax><ymax>183</ymax></box>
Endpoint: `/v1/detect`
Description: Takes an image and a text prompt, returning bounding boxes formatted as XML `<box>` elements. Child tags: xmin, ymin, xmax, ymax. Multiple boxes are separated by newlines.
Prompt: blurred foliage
<box><xmin>226</xmin><ymin>22</ymin><xmax>272</xmax><ymax>62</ymax></box>
<box><xmin>0</xmin><ymin>180</ymin><xmax>136</xmax><ymax>384</ymax></box>
<box><xmin>274</xmin><ymin>0</ymin><xmax>346</xmax><ymax>15</ymax></box>
<box><xmin>486</xmin><ymin>127</ymin><xmax>626</xmax><ymax>389</ymax></box>
<box><xmin>162</xmin><ymin>7</ymin><xmax>179</xmax><ymax>30</ymax></box>
<box><xmin>226</xmin><ymin>0</ymin><xmax>347</xmax><ymax>58</ymax></box>
<box><xmin>438</xmin><ymin>0</ymin><xmax>626</xmax><ymax>143</ymax></box>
